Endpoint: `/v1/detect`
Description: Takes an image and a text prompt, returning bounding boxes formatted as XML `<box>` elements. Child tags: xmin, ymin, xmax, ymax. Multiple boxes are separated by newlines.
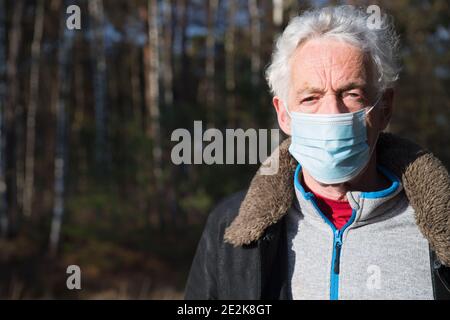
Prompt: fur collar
<box><xmin>224</xmin><ymin>132</ymin><xmax>450</xmax><ymax>266</ymax></box>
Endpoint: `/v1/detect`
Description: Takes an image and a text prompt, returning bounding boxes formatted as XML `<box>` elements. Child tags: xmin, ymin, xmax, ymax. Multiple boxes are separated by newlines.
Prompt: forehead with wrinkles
<box><xmin>289</xmin><ymin>38</ymin><xmax>375</xmax><ymax>99</ymax></box>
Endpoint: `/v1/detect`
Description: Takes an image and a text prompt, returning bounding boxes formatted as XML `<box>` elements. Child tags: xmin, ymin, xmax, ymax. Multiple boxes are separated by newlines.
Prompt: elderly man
<box><xmin>185</xmin><ymin>6</ymin><xmax>450</xmax><ymax>300</ymax></box>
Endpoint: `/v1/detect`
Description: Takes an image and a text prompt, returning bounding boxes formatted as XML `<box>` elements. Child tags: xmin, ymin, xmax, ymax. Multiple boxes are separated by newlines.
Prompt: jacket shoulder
<box><xmin>184</xmin><ymin>190</ymin><xmax>248</xmax><ymax>300</ymax></box>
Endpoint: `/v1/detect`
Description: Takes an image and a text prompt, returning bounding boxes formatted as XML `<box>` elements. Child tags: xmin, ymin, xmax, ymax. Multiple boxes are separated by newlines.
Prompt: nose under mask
<box><xmin>286</xmin><ymin>97</ymin><xmax>381</xmax><ymax>184</ymax></box>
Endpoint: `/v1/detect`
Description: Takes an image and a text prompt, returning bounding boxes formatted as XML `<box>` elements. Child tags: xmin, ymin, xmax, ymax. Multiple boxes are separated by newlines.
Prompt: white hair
<box><xmin>265</xmin><ymin>5</ymin><xmax>401</xmax><ymax>102</ymax></box>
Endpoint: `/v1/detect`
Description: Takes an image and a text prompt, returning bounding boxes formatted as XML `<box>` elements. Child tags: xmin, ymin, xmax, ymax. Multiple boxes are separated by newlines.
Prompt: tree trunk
<box><xmin>273</xmin><ymin>0</ymin><xmax>284</xmax><ymax>28</ymax></box>
<box><xmin>225</xmin><ymin>0</ymin><xmax>237</xmax><ymax>125</ymax></box>
<box><xmin>49</xmin><ymin>6</ymin><xmax>74</xmax><ymax>257</ymax></box>
<box><xmin>146</xmin><ymin>0</ymin><xmax>162</xmax><ymax>177</ymax></box>
<box><xmin>248</xmin><ymin>0</ymin><xmax>261</xmax><ymax>87</ymax></box>
<box><xmin>205</xmin><ymin>0</ymin><xmax>218</xmax><ymax>126</ymax></box>
<box><xmin>178</xmin><ymin>0</ymin><xmax>190</xmax><ymax>101</ymax></box>
<box><xmin>88</xmin><ymin>0</ymin><xmax>108</xmax><ymax>175</ymax></box>
<box><xmin>4</xmin><ymin>0</ymin><xmax>24</xmax><ymax>237</ymax></box>
<box><xmin>0</xmin><ymin>0</ymin><xmax>7</xmax><ymax>235</ymax></box>
<box><xmin>144</xmin><ymin>0</ymin><xmax>164</xmax><ymax>229</ymax></box>
<box><xmin>162</xmin><ymin>0</ymin><xmax>173</xmax><ymax>110</ymax></box>
<box><xmin>23</xmin><ymin>0</ymin><xmax>45</xmax><ymax>218</ymax></box>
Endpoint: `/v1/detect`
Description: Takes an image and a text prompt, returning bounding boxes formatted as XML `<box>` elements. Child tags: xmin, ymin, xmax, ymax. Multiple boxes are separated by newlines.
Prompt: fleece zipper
<box><xmin>309</xmin><ymin>198</ymin><xmax>356</xmax><ymax>300</ymax></box>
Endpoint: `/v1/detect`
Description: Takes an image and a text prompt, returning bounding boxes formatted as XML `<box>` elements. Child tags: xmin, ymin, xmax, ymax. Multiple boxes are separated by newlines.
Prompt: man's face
<box><xmin>273</xmin><ymin>38</ymin><xmax>393</xmax><ymax>150</ymax></box>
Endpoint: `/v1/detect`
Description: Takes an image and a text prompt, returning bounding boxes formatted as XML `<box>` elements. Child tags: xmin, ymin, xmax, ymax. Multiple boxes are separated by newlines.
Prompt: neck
<box><xmin>302</xmin><ymin>154</ymin><xmax>391</xmax><ymax>201</ymax></box>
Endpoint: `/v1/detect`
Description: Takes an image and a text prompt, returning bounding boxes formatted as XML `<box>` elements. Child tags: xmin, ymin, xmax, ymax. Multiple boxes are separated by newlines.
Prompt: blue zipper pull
<box><xmin>333</xmin><ymin>230</ymin><xmax>342</xmax><ymax>274</ymax></box>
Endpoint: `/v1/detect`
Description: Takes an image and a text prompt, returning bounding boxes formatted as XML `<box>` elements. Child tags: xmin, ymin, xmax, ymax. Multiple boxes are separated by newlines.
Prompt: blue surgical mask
<box><xmin>285</xmin><ymin>99</ymin><xmax>380</xmax><ymax>184</ymax></box>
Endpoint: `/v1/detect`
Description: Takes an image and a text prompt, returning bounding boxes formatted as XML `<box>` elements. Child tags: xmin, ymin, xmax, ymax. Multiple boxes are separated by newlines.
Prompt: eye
<box><xmin>301</xmin><ymin>96</ymin><xmax>318</xmax><ymax>104</ymax></box>
<box><xmin>345</xmin><ymin>92</ymin><xmax>360</xmax><ymax>98</ymax></box>
<box><xmin>342</xmin><ymin>90</ymin><xmax>365</xmax><ymax>102</ymax></box>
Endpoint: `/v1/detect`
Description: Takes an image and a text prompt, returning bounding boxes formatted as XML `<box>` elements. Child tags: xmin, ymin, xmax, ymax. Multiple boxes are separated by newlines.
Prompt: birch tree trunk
<box><xmin>49</xmin><ymin>7</ymin><xmax>74</xmax><ymax>257</ymax></box>
<box><xmin>23</xmin><ymin>0</ymin><xmax>45</xmax><ymax>218</ymax></box>
<box><xmin>273</xmin><ymin>0</ymin><xmax>284</xmax><ymax>28</ymax></box>
<box><xmin>146</xmin><ymin>0</ymin><xmax>161</xmax><ymax>178</ymax></box>
<box><xmin>0</xmin><ymin>0</ymin><xmax>7</xmax><ymax>235</ymax></box>
<box><xmin>144</xmin><ymin>0</ymin><xmax>164</xmax><ymax>229</ymax></box>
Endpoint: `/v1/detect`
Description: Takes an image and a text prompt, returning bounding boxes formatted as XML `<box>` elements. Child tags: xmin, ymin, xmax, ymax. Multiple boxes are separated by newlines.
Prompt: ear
<box><xmin>378</xmin><ymin>89</ymin><xmax>394</xmax><ymax>131</ymax></box>
<box><xmin>273</xmin><ymin>96</ymin><xmax>291</xmax><ymax>135</ymax></box>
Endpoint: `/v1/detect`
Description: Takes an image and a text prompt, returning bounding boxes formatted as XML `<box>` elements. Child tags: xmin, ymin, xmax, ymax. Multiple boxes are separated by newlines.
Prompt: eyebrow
<box><xmin>296</xmin><ymin>81</ymin><xmax>367</xmax><ymax>98</ymax></box>
<box><xmin>337</xmin><ymin>81</ymin><xmax>367</xmax><ymax>92</ymax></box>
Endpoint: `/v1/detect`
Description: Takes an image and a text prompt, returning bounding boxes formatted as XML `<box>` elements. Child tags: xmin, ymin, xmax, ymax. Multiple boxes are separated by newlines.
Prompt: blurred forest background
<box><xmin>0</xmin><ymin>0</ymin><xmax>448</xmax><ymax>299</ymax></box>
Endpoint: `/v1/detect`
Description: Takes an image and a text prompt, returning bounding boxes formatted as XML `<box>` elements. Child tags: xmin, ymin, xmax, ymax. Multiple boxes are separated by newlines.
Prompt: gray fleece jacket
<box><xmin>287</xmin><ymin>164</ymin><xmax>433</xmax><ymax>299</ymax></box>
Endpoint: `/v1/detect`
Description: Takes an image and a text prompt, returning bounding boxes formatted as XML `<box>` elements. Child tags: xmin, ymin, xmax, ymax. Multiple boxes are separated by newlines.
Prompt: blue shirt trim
<box><xmin>293</xmin><ymin>164</ymin><xmax>313</xmax><ymax>200</ymax></box>
<box><xmin>293</xmin><ymin>163</ymin><xmax>400</xmax><ymax>200</ymax></box>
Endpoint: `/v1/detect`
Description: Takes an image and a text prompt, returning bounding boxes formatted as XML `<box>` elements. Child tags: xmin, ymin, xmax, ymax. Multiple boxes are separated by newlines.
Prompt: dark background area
<box><xmin>0</xmin><ymin>0</ymin><xmax>448</xmax><ymax>299</ymax></box>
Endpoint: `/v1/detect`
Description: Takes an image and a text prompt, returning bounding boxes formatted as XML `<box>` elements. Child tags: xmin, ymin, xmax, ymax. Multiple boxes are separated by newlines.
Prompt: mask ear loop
<box><xmin>283</xmin><ymin>100</ymin><xmax>292</xmax><ymax>118</ymax></box>
<box><xmin>365</xmin><ymin>94</ymin><xmax>384</xmax><ymax>115</ymax></box>
<box><xmin>365</xmin><ymin>93</ymin><xmax>385</xmax><ymax>165</ymax></box>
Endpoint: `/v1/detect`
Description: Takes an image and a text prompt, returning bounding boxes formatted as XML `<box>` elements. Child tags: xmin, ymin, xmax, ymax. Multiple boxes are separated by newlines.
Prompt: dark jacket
<box><xmin>184</xmin><ymin>133</ymin><xmax>450</xmax><ymax>300</ymax></box>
